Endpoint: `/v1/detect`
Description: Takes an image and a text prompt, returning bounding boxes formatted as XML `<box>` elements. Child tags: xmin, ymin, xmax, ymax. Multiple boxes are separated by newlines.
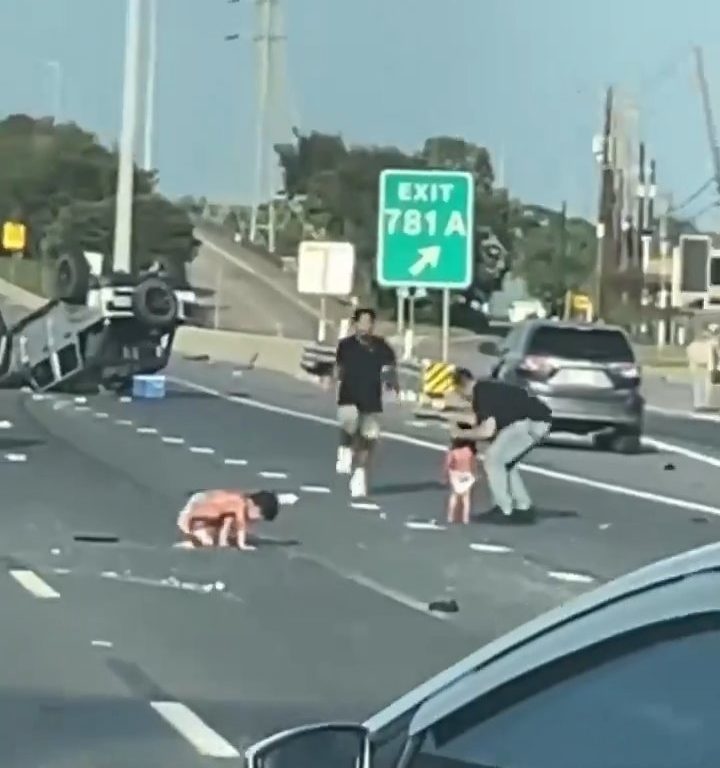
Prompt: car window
<box><xmin>527</xmin><ymin>326</ymin><xmax>634</xmax><ymax>362</ymax></box>
<box><xmin>408</xmin><ymin>617</ymin><xmax>720</xmax><ymax>768</ymax></box>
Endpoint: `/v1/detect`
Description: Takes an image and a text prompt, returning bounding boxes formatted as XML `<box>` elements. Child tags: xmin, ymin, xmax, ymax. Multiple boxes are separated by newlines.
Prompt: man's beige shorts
<box><xmin>337</xmin><ymin>405</ymin><xmax>381</xmax><ymax>440</ymax></box>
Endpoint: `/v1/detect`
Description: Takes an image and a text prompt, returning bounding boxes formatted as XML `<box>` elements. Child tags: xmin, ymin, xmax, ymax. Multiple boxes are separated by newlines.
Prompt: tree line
<box><xmin>0</xmin><ymin>114</ymin><xmax>197</xmax><ymax>290</ymax></box>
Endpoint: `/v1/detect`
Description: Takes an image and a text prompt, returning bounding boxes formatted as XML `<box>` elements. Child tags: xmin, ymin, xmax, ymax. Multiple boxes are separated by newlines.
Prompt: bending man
<box><xmin>452</xmin><ymin>370</ymin><xmax>551</xmax><ymax>522</ymax></box>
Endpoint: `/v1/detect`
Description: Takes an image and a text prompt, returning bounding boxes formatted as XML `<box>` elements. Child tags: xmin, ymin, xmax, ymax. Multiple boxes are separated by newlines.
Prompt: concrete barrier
<box><xmin>175</xmin><ymin>326</ymin><xmax>304</xmax><ymax>372</ymax></box>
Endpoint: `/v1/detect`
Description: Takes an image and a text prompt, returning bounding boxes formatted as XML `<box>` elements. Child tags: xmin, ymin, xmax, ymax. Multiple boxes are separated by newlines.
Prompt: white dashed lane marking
<box><xmin>74</xmin><ymin>397</ymin><xmax>87</xmax><ymax>404</ymax></box>
<box><xmin>150</xmin><ymin>701</ymin><xmax>240</xmax><ymax>759</ymax></box>
<box><xmin>300</xmin><ymin>485</ymin><xmax>331</xmax><ymax>493</ymax></box>
<box><xmin>258</xmin><ymin>470</ymin><xmax>287</xmax><ymax>479</ymax></box>
<box><xmin>91</xmin><ymin>639</ymin><xmax>113</xmax><ymax>648</ymax></box>
<box><xmin>162</xmin><ymin>436</ymin><xmax>185</xmax><ymax>444</ymax></box>
<box><xmin>116</xmin><ymin>419</ymin><xmax>133</xmax><ymax>426</ymax></box>
<box><xmin>189</xmin><ymin>446</ymin><xmax>215</xmax><ymax>455</ymax></box>
<box><xmin>548</xmin><ymin>570</ymin><xmax>595</xmax><ymax>585</ymax></box>
<box><xmin>223</xmin><ymin>457</ymin><xmax>247</xmax><ymax>465</ymax></box>
<box><xmin>0</xmin><ymin>420</ymin><xmax>12</xmax><ymax>429</ymax></box>
<box><xmin>405</xmin><ymin>520</ymin><xmax>446</xmax><ymax>531</ymax></box>
<box><xmin>137</xmin><ymin>427</ymin><xmax>159</xmax><ymax>435</ymax></box>
<box><xmin>469</xmin><ymin>542</ymin><xmax>513</xmax><ymax>553</ymax></box>
<box><xmin>94</xmin><ymin>412</ymin><xmax>109</xmax><ymax>419</ymax></box>
<box><xmin>75</xmin><ymin>406</ymin><xmax>90</xmax><ymax>412</ymax></box>
<box><xmin>351</xmin><ymin>502</ymin><xmax>380</xmax><ymax>510</ymax></box>
<box><xmin>4</xmin><ymin>453</ymin><xmax>27</xmax><ymax>463</ymax></box>
<box><xmin>10</xmin><ymin>569</ymin><xmax>60</xmax><ymax>599</ymax></box>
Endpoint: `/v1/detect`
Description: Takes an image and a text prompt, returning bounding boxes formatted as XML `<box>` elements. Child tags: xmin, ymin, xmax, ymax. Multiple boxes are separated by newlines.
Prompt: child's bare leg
<box><xmin>446</xmin><ymin>493</ymin><xmax>457</xmax><ymax>523</ymax></box>
<box><xmin>460</xmin><ymin>490</ymin><xmax>471</xmax><ymax>524</ymax></box>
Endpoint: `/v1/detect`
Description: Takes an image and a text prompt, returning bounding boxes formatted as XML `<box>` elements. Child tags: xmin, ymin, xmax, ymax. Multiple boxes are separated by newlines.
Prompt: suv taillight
<box><xmin>518</xmin><ymin>355</ymin><xmax>556</xmax><ymax>377</ymax></box>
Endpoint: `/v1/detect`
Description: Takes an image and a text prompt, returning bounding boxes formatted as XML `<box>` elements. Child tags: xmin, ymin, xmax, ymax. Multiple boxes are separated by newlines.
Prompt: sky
<box><xmin>2</xmin><ymin>0</ymin><xmax>720</xmax><ymax>225</ymax></box>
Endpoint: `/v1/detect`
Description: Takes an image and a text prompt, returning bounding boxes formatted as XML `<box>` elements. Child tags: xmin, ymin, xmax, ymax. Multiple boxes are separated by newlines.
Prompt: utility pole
<box><xmin>112</xmin><ymin>0</ymin><xmax>142</xmax><ymax>275</ymax></box>
<box><xmin>142</xmin><ymin>0</ymin><xmax>158</xmax><ymax>171</ymax></box>
<box><xmin>556</xmin><ymin>200</ymin><xmax>567</xmax><ymax>315</ymax></box>
<box><xmin>594</xmin><ymin>86</ymin><xmax>615</xmax><ymax>319</ymax></box>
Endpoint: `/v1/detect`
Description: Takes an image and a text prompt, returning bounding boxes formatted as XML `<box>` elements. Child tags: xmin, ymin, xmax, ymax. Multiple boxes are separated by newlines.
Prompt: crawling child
<box><xmin>176</xmin><ymin>489</ymin><xmax>279</xmax><ymax>550</ymax></box>
<box><xmin>443</xmin><ymin>438</ymin><xmax>478</xmax><ymax>525</ymax></box>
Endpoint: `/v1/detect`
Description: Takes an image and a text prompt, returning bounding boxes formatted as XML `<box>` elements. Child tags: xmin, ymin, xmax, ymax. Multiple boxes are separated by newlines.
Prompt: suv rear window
<box><xmin>527</xmin><ymin>326</ymin><xmax>634</xmax><ymax>362</ymax></box>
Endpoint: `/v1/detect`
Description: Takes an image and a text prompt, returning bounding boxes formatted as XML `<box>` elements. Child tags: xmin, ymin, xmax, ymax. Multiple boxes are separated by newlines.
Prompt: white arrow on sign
<box><xmin>408</xmin><ymin>245</ymin><xmax>441</xmax><ymax>278</ymax></box>
<box><xmin>278</xmin><ymin>492</ymin><xmax>299</xmax><ymax>506</ymax></box>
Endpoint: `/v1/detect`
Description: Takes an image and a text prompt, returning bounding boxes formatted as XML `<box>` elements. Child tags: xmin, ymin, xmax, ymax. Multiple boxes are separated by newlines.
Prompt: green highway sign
<box><xmin>376</xmin><ymin>169</ymin><xmax>475</xmax><ymax>289</ymax></box>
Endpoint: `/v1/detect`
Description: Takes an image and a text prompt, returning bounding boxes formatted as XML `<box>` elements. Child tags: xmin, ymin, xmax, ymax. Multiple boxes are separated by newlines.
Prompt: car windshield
<box><xmin>527</xmin><ymin>327</ymin><xmax>634</xmax><ymax>362</ymax></box>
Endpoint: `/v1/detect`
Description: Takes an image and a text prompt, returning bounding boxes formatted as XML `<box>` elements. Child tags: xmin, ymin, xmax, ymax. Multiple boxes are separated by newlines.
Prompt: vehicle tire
<box><xmin>610</xmin><ymin>430</ymin><xmax>642</xmax><ymax>455</ymax></box>
<box><xmin>132</xmin><ymin>276</ymin><xmax>178</xmax><ymax>328</ymax></box>
<box><xmin>54</xmin><ymin>251</ymin><xmax>90</xmax><ymax>304</ymax></box>
<box><xmin>591</xmin><ymin>432</ymin><xmax>614</xmax><ymax>452</ymax></box>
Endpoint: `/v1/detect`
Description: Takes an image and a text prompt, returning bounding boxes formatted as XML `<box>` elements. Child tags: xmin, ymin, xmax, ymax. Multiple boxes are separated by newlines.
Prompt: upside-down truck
<box><xmin>0</xmin><ymin>251</ymin><xmax>195</xmax><ymax>393</ymax></box>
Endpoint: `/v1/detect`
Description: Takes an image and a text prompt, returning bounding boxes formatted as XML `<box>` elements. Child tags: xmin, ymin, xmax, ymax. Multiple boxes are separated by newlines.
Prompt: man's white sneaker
<box><xmin>336</xmin><ymin>446</ymin><xmax>352</xmax><ymax>475</ymax></box>
<box><xmin>349</xmin><ymin>467</ymin><xmax>367</xmax><ymax>498</ymax></box>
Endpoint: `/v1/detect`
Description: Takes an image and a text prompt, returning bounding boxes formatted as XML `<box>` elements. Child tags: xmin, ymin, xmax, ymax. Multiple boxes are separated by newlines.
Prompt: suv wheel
<box><xmin>593</xmin><ymin>429</ymin><xmax>642</xmax><ymax>454</ymax></box>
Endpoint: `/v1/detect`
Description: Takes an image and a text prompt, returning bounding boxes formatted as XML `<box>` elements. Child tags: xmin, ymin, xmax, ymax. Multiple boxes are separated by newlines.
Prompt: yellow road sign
<box><xmin>572</xmin><ymin>293</ymin><xmax>591</xmax><ymax>311</ymax></box>
<box><xmin>2</xmin><ymin>221</ymin><xmax>26</xmax><ymax>252</ymax></box>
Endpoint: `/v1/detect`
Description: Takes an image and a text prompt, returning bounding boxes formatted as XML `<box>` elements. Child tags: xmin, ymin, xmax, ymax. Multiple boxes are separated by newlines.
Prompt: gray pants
<box><xmin>691</xmin><ymin>367</ymin><xmax>710</xmax><ymax>410</ymax></box>
<box><xmin>484</xmin><ymin>418</ymin><xmax>550</xmax><ymax>515</ymax></box>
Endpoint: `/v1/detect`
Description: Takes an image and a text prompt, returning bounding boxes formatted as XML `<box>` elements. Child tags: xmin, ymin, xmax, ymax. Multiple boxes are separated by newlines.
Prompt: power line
<box><xmin>671</xmin><ymin>178</ymin><xmax>714</xmax><ymax>213</ymax></box>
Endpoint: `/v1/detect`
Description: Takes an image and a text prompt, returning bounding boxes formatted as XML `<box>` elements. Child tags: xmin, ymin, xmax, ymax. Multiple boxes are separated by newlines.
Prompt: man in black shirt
<box><xmin>452</xmin><ymin>371</ymin><xmax>551</xmax><ymax>521</ymax></box>
<box><xmin>334</xmin><ymin>308</ymin><xmax>398</xmax><ymax>498</ymax></box>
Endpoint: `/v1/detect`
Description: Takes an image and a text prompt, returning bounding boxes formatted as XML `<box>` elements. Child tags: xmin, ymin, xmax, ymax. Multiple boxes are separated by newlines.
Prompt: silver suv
<box><xmin>481</xmin><ymin>320</ymin><xmax>644</xmax><ymax>453</ymax></box>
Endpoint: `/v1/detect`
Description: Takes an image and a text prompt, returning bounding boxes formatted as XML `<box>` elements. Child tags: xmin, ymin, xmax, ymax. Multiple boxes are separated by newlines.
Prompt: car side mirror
<box><xmin>478</xmin><ymin>340</ymin><xmax>499</xmax><ymax>356</ymax></box>
<box><xmin>244</xmin><ymin>722</ymin><xmax>371</xmax><ymax>768</ymax></box>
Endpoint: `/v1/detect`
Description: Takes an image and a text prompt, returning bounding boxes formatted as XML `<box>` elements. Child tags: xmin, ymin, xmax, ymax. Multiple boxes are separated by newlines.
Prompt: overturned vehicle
<box><xmin>0</xmin><ymin>252</ymin><xmax>195</xmax><ymax>393</ymax></box>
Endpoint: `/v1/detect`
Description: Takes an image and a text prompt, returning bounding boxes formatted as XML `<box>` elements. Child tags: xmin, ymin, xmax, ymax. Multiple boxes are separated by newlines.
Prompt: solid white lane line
<box><xmin>150</xmin><ymin>701</ymin><xmax>240</xmax><ymax>759</ymax></box>
<box><xmin>189</xmin><ymin>446</ymin><xmax>215</xmax><ymax>454</ymax></box>
<box><xmin>643</xmin><ymin>436</ymin><xmax>720</xmax><ymax>469</ymax></box>
<box><xmin>259</xmin><ymin>470</ymin><xmax>287</xmax><ymax>479</ymax></box>
<box><xmin>162</xmin><ymin>436</ymin><xmax>185</xmax><ymax>444</ymax></box>
<box><xmin>290</xmin><ymin>551</ymin><xmax>450</xmax><ymax>621</ymax></box>
<box><xmin>170</xmin><ymin>377</ymin><xmax>720</xmax><ymax>517</ymax></box>
<box><xmin>137</xmin><ymin>426</ymin><xmax>158</xmax><ymax>435</ymax></box>
<box><xmin>10</xmin><ymin>569</ymin><xmax>60</xmax><ymax>599</ymax></box>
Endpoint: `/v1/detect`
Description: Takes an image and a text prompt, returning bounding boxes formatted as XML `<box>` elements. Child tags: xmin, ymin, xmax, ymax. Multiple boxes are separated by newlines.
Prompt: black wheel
<box><xmin>610</xmin><ymin>432</ymin><xmax>642</xmax><ymax>454</ymax></box>
<box><xmin>54</xmin><ymin>251</ymin><xmax>90</xmax><ymax>304</ymax></box>
<box><xmin>592</xmin><ymin>432</ymin><xmax>614</xmax><ymax>451</ymax></box>
<box><xmin>132</xmin><ymin>276</ymin><xmax>178</xmax><ymax>328</ymax></box>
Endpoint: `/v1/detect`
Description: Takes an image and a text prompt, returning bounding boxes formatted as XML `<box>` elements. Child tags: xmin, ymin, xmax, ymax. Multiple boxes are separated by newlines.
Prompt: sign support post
<box><xmin>441</xmin><ymin>288</ymin><xmax>450</xmax><ymax>362</ymax></box>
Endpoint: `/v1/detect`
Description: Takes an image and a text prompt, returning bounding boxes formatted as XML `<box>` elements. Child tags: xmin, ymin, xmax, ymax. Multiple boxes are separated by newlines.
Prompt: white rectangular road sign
<box><xmin>297</xmin><ymin>241</ymin><xmax>355</xmax><ymax>296</ymax></box>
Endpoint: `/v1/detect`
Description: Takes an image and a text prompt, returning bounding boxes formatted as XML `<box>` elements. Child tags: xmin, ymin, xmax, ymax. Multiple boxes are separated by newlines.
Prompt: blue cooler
<box><xmin>132</xmin><ymin>374</ymin><xmax>166</xmax><ymax>399</ymax></box>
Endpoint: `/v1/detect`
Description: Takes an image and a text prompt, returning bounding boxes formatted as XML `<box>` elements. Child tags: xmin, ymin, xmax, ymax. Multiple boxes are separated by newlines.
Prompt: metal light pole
<box><xmin>112</xmin><ymin>0</ymin><xmax>142</xmax><ymax>275</ymax></box>
<box><xmin>143</xmin><ymin>0</ymin><xmax>158</xmax><ymax>171</ymax></box>
<box><xmin>249</xmin><ymin>0</ymin><xmax>273</xmax><ymax>245</ymax></box>
<box><xmin>46</xmin><ymin>60</ymin><xmax>62</xmax><ymax>120</ymax></box>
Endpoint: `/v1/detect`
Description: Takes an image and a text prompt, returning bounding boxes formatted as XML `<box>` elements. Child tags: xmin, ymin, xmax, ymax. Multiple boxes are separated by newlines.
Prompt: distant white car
<box><xmin>508</xmin><ymin>299</ymin><xmax>547</xmax><ymax>324</ymax></box>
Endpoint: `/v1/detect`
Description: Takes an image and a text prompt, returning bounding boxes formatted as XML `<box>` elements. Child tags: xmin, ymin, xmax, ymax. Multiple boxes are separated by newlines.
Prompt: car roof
<box><xmin>363</xmin><ymin>540</ymin><xmax>720</xmax><ymax>734</ymax></box>
<box><xmin>524</xmin><ymin>319</ymin><xmax>628</xmax><ymax>334</ymax></box>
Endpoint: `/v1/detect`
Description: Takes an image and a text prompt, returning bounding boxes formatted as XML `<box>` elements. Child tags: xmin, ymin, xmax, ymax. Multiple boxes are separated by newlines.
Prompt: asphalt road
<box><xmin>2</xmin><ymin>338</ymin><xmax>720</xmax><ymax>762</ymax></box>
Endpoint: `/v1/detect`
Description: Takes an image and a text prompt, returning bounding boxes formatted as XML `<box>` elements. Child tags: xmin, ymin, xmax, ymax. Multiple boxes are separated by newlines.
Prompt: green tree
<box><xmin>513</xmin><ymin>204</ymin><xmax>596</xmax><ymax>308</ymax></box>
<box><xmin>0</xmin><ymin>114</ymin><xmax>195</xmax><ymax>283</ymax></box>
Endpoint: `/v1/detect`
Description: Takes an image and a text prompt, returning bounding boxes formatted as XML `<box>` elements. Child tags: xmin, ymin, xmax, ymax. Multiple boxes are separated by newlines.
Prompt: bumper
<box><xmin>535</xmin><ymin>390</ymin><xmax>644</xmax><ymax>433</ymax></box>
